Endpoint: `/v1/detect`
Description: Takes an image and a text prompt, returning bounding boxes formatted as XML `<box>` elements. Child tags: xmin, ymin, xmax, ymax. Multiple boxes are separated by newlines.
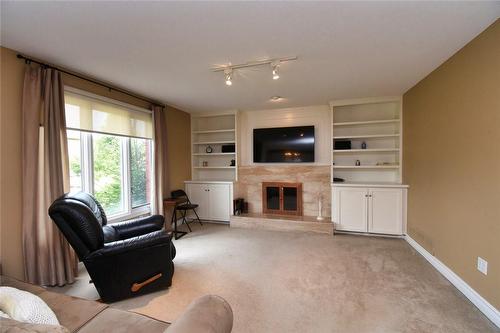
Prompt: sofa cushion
<box><xmin>77</xmin><ymin>308</ymin><xmax>169</xmax><ymax>333</ymax></box>
<box><xmin>35</xmin><ymin>291</ymin><xmax>107</xmax><ymax>332</ymax></box>
<box><xmin>0</xmin><ymin>277</ymin><xmax>45</xmax><ymax>296</ymax></box>
<box><xmin>0</xmin><ymin>287</ymin><xmax>59</xmax><ymax>325</ymax></box>
<box><xmin>0</xmin><ymin>317</ymin><xmax>69</xmax><ymax>333</ymax></box>
<box><xmin>0</xmin><ymin>276</ymin><xmax>107</xmax><ymax>333</ymax></box>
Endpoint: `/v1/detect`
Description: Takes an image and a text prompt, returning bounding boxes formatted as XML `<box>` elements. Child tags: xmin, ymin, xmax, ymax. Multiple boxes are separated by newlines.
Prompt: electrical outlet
<box><xmin>477</xmin><ymin>257</ymin><xmax>488</xmax><ymax>275</ymax></box>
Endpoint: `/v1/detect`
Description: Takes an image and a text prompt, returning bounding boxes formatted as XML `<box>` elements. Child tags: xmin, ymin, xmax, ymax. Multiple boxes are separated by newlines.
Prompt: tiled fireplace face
<box><xmin>235</xmin><ymin>166</ymin><xmax>331</xmax><ymax>218</ymax></box>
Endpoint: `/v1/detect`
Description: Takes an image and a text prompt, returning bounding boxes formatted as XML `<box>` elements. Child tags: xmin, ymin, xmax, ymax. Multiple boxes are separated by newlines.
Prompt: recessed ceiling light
<box><xmin>270</xmin><ymin>96</ymin><xmax>283</xmax><ymax>101</ymax></box>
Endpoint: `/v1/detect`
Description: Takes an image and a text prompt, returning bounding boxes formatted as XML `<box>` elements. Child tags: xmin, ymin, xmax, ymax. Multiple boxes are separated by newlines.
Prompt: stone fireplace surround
<box><xmin>234</xmin><ymin>165</ymin><xmax>331</xmax><ymax>218</ymax></box>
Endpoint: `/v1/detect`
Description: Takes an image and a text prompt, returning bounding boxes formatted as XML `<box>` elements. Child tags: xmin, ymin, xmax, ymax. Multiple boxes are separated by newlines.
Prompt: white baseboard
<box><xmin>405</xmin><ymin>235</ymin><xmax>500</xmax><ymax>328</ymax></box>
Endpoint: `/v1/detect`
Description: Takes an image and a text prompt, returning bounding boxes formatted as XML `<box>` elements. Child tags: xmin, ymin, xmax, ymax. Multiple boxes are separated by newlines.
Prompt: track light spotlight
<box><xmin>271</xmin><ymin>61</ymin><xmax>280</xmax><ymax>80</ymax></box>
<box><xmin>224</xmin><ymin>68</ymin><xmax>233</xmax><ymax>86</ymax></box>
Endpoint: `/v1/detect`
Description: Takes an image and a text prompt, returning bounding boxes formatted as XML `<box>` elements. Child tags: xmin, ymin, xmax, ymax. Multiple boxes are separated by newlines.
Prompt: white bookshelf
<box><xmin>329</xmin><ymin>97</ymin><xmax>403</xmax><ymax>184</ymax></box>
<box><xmin>191</xmin><ymin>111</ymin><xmax>238</xmax><ymax>181</ymax></box>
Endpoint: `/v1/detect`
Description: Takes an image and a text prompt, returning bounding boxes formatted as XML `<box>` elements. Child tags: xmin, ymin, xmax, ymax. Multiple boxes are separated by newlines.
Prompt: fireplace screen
<box><xmin>266</xmin><ymin>186</ymin><xmax>280</xmax><ymax>210</ymax></box>
<box><xmin>262</xmin><ymin>182</ymin><xmax>302</xmax><ymax>216</ymax></box>
<box><xmin>283</xmin><ymin>187</ymin><xmax>298</xmax><ymax>211</ymax></box>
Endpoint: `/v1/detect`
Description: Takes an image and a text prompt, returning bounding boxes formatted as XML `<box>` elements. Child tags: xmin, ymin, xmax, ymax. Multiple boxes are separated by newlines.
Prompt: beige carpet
<box><xmin>51</xmin><ymin>223</ymin><xmax>498</xmax><ymax>333</ymax></box>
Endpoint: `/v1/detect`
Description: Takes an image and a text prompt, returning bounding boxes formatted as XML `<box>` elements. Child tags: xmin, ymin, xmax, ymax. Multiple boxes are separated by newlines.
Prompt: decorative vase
<box><xmin>317</xmin><ymin>194</ymin><xmax>324</xmax><ymax>221</ymax></box>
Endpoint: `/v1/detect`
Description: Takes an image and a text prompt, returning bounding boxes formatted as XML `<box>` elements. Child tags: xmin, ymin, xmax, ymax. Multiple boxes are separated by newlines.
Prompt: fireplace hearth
<box><xmin>262</xmin><ymin>182</ymin><xmax>302</xmax><ymax>216</ymax></box>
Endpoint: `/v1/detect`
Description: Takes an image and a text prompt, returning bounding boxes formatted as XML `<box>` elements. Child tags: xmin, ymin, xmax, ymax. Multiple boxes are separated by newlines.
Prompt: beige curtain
<box><xmin>22</xmin><ymin>66</ymin><xmax>78</xmax><ymax>286</ymax></box>
<box><xmin>153</xmin><ymin>105</ymin><xmax>170</xmax><ymax>215</ymax></box>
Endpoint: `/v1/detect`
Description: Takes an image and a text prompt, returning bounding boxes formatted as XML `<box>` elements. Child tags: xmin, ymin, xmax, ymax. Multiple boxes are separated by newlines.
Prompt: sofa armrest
<box><xmin>165</xmin><ymin>295</ymin><xmax>233</xmax><ymax>333</ymax></box>
<box><xmin>111</xmin><ymin>215</ymin><xmax>165</xmax><ymax>240</ymax></box>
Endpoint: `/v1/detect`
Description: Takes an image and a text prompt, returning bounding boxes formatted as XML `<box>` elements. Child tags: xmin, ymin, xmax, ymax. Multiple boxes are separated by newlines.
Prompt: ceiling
<box><xmin>1</xmin><ymin>2</ymin><xmax>499</xmax><ymax>113</ymax></box>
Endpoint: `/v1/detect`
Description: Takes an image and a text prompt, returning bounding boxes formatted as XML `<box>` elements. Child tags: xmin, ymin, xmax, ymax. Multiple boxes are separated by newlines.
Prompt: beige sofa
<box><xmin>0</xmin><ymin>276</ymin><xmax>233</xmax><ymax>333</ymax></box>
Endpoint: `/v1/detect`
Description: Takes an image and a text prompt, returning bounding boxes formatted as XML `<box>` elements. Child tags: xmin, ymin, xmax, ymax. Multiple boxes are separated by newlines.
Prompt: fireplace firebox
<box><xmin>262</xmin><ymin>182</ymin><xmax>302</xmax><ymax>216</ymax></box>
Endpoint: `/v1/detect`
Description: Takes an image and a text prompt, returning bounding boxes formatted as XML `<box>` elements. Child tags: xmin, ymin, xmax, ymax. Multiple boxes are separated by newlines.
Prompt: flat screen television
<box><xmin>253</xmin><ymin>126</ymin><xmax>315</xmax><ymax>163</ymax></box>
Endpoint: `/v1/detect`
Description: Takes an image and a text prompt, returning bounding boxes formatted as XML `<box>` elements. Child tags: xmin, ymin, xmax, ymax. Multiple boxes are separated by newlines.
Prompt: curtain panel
<box><xmin>22</xmin><ymin>66</ymin><xmax>78</xmax><ymax>286</ymax></box>
<box><xmin>153</xmin><ymin>106</ymin><xmax>169</xmax><ymax>215</ymax></box>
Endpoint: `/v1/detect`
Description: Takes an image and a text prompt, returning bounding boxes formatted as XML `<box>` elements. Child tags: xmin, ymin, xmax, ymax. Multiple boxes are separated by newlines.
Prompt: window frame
<box><xmin>65</xmin><ymin>85</ymin><xmax>155</xmax><ymax>223</ymax></box>
<box><xmin>73</xmin><ymin>131</ymin><xmax>153</xmax><ymax>222</ymax></box>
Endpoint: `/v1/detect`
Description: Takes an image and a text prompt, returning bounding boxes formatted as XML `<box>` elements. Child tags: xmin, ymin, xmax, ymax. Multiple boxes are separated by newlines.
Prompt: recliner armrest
<box><xmin>87</xmin><ymin>230</ymin><xmax>171</xmax><ymax>258</ymax></box>
<box><xmin>110</xmin><ymin>215</ymin><xmax>165</xmax><ymax>240</ymax></box>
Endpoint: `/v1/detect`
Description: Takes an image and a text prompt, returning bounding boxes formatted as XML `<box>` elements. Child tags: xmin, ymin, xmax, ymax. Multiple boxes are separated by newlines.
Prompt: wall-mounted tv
<box><xmin>253</xmin><ymin>126</ymin><xmax>315</xmax><ymax>163</ymax></box>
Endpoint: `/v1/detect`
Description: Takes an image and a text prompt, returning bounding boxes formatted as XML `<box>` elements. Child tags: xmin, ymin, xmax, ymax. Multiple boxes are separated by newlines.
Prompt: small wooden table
<box><xmin>163</xmin><ymin>198</ymin><xmax>188</xmax><ymax>240</ymax></box>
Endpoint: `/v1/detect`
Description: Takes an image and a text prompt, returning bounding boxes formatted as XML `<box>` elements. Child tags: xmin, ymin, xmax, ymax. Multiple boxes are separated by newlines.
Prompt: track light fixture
<box><xmin>271</xmin><ymin>61</ymin><xmax>280</xmax><ymax>80</ymax></box>
<box><xmin>224</xmin><ymin>68</ymin><xmax>233</xmax><ymax>86</ymax></box>
<box><xmin>212</xmin><ymin>56</ymin><xmax>297</xmax><ymax>86</ymax></box>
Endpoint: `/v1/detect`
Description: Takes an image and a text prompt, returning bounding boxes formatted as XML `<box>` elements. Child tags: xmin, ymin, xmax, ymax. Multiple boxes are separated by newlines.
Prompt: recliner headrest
<box><xmin>49</xmin><ymin>192</ymin><xmax>106</xmax><ymax>259</ymax></box>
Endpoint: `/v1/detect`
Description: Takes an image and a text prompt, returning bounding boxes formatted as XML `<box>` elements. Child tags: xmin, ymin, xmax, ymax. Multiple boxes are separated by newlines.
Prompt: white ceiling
<box><xmin>1</xmin><ymin>2</ymin><xmax>499</xmax><ymax>113</ymax></box>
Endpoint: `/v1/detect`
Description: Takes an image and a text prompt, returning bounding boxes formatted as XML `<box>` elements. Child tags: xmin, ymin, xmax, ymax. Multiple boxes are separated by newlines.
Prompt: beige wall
<box><xmin>403</xmin><ymin>20</ymin><xmax>500</xmax><ymax>308</ymax></box>
<box><xmin>0</xmin><ymin>47</ymin><xmax>25</xmax><ymax>280</ymax></box>
<box><xmin>166</xmin><ymin>106</ymin><xmax>191</xmax><ymax>193</ymax></box>
<box><xmin>0</xmin><ymin>46</ymin><xmax>191</xmax><ymax>280</ymax></box>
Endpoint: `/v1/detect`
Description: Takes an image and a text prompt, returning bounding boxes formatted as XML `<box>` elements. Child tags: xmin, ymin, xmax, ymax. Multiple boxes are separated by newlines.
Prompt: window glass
<box><xmin>92</xmin><ymin>133</ymin><xmax>124</xmax><ymax>216</ymax></box>
<box><xmin>67</xmin><ymin>130</ymin><xmax>82</xmax><ymax>193</ymax></box>
<box><xmin>130</xmin><ymin>138</ymin><xmax>151</xmax><ymax>208</ymax></box>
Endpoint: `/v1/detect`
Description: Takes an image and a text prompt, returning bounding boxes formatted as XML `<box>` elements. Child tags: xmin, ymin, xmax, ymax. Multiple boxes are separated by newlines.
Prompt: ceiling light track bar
<box><xmin>211</xmin><ymin>56</ymin><xmax>297</xmax><ymax>72</ymax></box>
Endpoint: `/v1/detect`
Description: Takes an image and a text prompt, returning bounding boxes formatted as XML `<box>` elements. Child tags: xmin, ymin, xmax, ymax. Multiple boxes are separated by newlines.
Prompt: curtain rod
<box><xmin>17</xmin><ymin>54</ymin><xmax>165</xmax><ymax>108</ymax></box>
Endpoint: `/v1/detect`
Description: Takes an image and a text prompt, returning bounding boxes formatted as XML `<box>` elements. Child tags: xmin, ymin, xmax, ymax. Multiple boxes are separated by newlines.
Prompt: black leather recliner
<box><xmin>48</xmin><ymin>191</ymin><xmax>175</xmax><ymax>302</ymax></box>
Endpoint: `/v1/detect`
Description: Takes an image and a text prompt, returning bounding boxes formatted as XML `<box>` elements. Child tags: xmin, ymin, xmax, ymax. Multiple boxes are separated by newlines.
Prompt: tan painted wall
<box><xmin>0</xmin><ymin>47</ymin><xmax>25</xmax><ymax>280</ymax></box>
<box><xmin>403</xmin><ymin>20</ymin><xmax>500</xmax><ymax>308</ymax></box>
<box><xmin>0</xmin><ymin>46</ymin><xmax>191</xmax><ymax>280</ymax></box>
<box><xmin>166</xmin><ymin>107</ymin><xmax>191</xmax><ymax>193</ymax></box>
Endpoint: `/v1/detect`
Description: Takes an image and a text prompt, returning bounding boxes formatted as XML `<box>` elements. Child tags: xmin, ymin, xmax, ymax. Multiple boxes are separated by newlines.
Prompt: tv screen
<box><xmin>253</xmin><ymin>126</ymin><xmax>315</xmax><ymax>163</ymax></box>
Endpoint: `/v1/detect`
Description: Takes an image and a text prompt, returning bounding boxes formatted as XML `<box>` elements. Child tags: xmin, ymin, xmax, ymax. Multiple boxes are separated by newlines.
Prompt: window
<box><xmin>65</xmin><ymin>88</ymin><xmax>154</xmax><ymax>221</ymax></box>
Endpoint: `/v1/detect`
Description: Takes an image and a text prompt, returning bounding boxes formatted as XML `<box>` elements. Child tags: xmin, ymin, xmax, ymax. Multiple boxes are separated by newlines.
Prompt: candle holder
<box><xmin>317</xmin><ymin>194</ymin><xmax>324</xmax><ymax>221</ymax></box>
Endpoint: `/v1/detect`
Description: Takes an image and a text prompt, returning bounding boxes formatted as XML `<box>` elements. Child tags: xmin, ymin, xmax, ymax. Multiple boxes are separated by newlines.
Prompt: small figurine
<box><xmin>355</xmin><ymin>160</ymin><xmax>361</xmax><ymax>166</ymax></box>
<box><xmin>230</xmin><ymin>159</ymin><xmax>236</xmax><ymax>166</ymax></box>
<box><xmin>361</xmin><ymin>141</ymin><xmax>367</xmax><ymax>149</ymax></box>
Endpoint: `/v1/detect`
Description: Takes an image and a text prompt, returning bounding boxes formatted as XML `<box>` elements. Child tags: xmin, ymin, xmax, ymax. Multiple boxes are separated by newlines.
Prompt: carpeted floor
<box><xmin>50</xmin><ymin>223</ymin><xmax>499</xmax><ymax>333</ymax></box>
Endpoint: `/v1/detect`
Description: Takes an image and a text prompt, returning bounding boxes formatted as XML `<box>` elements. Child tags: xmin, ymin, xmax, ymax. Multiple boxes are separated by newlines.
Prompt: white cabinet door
<box><xmin>186</xmin><ymin>183</ymin><xmax>209</xmax><ymax>219</ymax></box>
<box><xmin>333</xmin><ymin>187</ymin><xmax>368</xmax><ymax>232</ymax></box>
<box><xmin>208</xmin><ymin>184</ymin><xmax>231</xmax><ymax>221</ymax></box>
<box><xmin>368</xmin><ymin>188</ymin><xmax>403</xmax><ymax>235</ymax></box>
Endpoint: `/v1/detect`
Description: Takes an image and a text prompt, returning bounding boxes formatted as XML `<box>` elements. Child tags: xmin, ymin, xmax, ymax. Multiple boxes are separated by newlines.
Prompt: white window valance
<box><xmin>64</xmin><ymin>87</ymin><xmax>153</xmax><ymax>139</ymax></box>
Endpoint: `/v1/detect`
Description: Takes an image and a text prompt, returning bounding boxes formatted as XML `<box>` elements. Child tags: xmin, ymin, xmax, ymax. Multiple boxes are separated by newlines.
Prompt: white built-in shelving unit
<box><xmin>190</xmin><ymin>111</ymin><xmax>238</xmax><ymax>181</ymax></box>
<box><xmin>330</xmin><ymin>97</ymin><xmax>403</xmax><ymax>184</ymax></box>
